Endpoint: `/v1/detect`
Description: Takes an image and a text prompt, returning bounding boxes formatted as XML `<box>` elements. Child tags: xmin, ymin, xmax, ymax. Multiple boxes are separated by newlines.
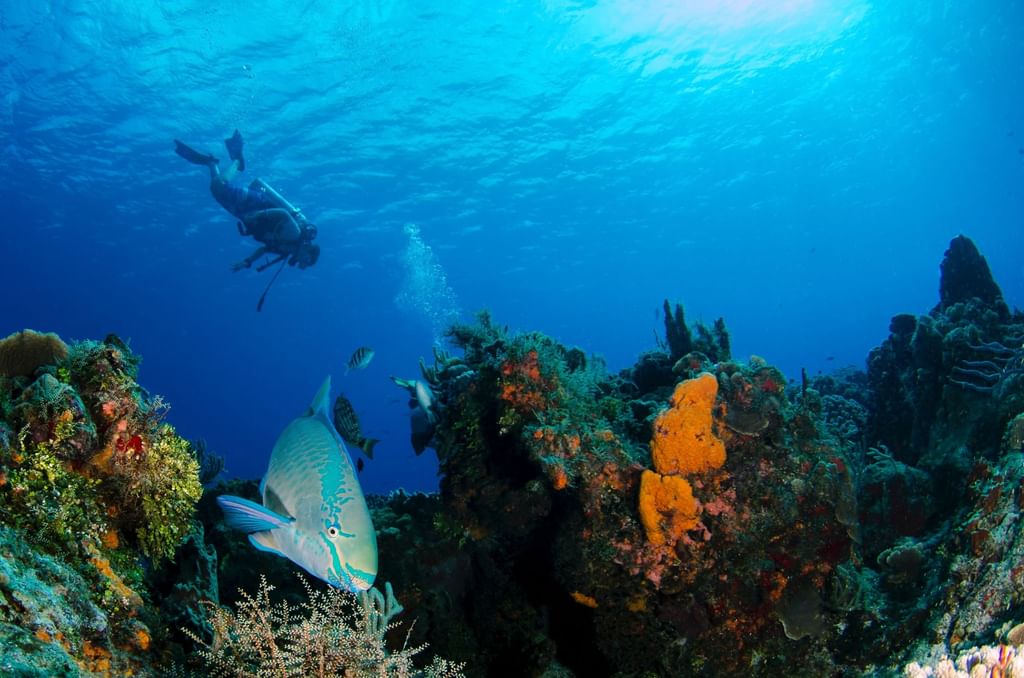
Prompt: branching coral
<box><xmin>660</xmin><ymin>301</ymin><xmax>731</xmax><ymax>363</ymax></box>
<box><xmin>188</xmin><ymin>575</ymin><xmax>466</xmax><ymax>677</ymax></box>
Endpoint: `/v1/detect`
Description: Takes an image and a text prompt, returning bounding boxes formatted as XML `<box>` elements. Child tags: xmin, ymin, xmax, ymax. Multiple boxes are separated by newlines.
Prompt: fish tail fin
<box><xmin>217</xmin><ymin>495</ymin><xmax>291</xmax><ymax>533</ymax></box>
<box><xmin>362</xmin><ymin>438</ymin><xmax>380</xmax><ymax>460</ymax></box>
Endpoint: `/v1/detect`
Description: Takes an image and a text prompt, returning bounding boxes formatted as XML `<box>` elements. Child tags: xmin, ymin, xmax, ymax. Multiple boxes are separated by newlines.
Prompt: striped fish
<box><xmin>332</xmin><ymin>393</ymin><xmax>380</xmax><ymax>459</ymax></box>
<box><xmin>345</xmin><ymin>346</ymin><xmax>375</xmax><ymax>374</ymax></box>
<box><xmin>216</xmin><ymin>377</ymin><xmax>377</xmax><ymax>591</ymax></box>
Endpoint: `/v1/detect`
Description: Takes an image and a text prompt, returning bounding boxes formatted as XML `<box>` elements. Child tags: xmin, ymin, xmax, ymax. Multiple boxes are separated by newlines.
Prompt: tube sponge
<box><xmin>0</xmin><ymin>329</ymin><xmax>70</xmax><ymax>378</ymax></box>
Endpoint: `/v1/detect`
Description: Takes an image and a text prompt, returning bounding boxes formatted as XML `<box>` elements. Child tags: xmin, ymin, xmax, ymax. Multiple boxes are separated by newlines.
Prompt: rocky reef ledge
<box><xmin>3</xmin><ymin>235</ymin><xmax>1024</xmax><ymax>677</ymax></box>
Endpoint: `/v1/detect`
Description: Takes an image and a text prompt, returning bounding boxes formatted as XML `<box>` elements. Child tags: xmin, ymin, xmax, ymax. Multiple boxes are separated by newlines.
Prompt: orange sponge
<box><xmin>650</xmin><ymin>373</ymin><xmax>725</xmax><ymax>476</ymax></box>
<box><xmin>638</xmin><ymin>469</ymin><xmax>698</xmax><ymax>545</ymax></box>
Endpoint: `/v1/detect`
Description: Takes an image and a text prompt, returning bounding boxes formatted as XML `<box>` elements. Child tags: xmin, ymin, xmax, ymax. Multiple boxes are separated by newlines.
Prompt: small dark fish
<box><xmin>356</xmin><ymin>457</ymin><xmax>365</xmax><ymax>473</ymax></box>
<box><xmin>332</xmin><ymin>394</ymin><xmax>380</xmax><ymax>459</ymax></box>
<box><xmin>825</xmin><ymin>355</ymin><xmax>835</xmax><ymax>362</ymax></box>
<box><xmin>345</xmin><ymin>346</ymin><xmax>375</xmax><ymax>374</ymax></box>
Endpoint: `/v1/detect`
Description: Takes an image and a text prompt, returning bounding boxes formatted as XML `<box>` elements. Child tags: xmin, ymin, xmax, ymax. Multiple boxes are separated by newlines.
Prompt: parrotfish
<box><xmin>216</xmin><ymin>377</ymin><xmax>378</xmax><ymax>591</ymax></box>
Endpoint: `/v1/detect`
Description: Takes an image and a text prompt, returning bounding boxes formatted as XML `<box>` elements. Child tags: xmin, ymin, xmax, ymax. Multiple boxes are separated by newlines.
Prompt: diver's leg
<box><xmin>221</xmin><ymin>160</ymin><xmax>241</xmax><ymax>182</ymax></box>
<box><xmin>208</xmin><ymin>160</ymin><xmax>242</xmax><ymax>191</ymax></box>
<box><xmin>224</xmin><ymin>130</ymin><xmax>246</xmax><ymax>172</ymax></box>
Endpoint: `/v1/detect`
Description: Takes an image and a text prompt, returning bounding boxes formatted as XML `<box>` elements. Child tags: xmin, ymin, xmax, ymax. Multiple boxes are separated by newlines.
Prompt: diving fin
<box><xmin>174</xmin><ymin>140</ymin><xmax>218</xmax><ymax>166</ymax></box>
<box><xmin>224</xmin><ymin>129</ymin><xmax>246</xmax><ymax>172</ymax></box>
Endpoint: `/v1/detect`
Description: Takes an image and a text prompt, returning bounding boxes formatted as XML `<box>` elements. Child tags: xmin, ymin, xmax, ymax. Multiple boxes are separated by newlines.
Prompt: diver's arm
<box><xmin>232</xmin><ymin>245</ymin><xmax>268</xmax><ymax>272</ymax></box>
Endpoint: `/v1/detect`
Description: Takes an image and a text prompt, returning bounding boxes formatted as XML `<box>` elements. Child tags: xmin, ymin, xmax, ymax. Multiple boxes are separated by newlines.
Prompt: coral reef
<box><xmin>0</xmin><ymin>332</ymin><xmax>204</xmax><ymax>675</ymax></box>
<box><xmin>313</xmin><ymin>234</ymin><xmax>1023</xmax><ymax>676</ymax></box>
<box><xmin>350</xmin><ymin>308</ymin><xmax>858</xmax><ymax>675</ymax></box>
<box><xmin>6</xmin><ymin>234</ymin><xmax>1024</xmax><ymax>677</ymax></box>
<box><xmin>186</xmin><ymin>576</ymin><xmax>465</xmax><ymax>677</ymax></box>
<box><xmin>905</xmin><ymin>644</ymin><xmax>1024</xmax><ymax>677</ymax></box>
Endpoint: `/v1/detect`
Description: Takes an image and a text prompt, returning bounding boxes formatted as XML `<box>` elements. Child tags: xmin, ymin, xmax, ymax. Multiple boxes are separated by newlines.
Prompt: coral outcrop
<box><xmin>303</xmin><ymin>234</ymin><xmax>1022</xmax><ymax>677</ymax></box>
<box><xmin>7</xmin><ymin>234</ymin><xmax>1024</xmax><ymax>677</ymax></box>
<box><xmin>342</xmin><ymin>308</ymin><xmax>857</xmax><ymax>676</ymax></box>
<box><xmin>0</xmin><ymin>332</ymin><xmax>204</xmax><ymax>675</ymax></box>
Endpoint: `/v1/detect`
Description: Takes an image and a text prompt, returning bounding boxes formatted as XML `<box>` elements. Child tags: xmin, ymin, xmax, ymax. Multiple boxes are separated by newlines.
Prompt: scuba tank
<box><xmin>249</xmin><ymin>177</ymin><xmax>315</xmax><ymax>241</ymax></box>
<box><xmin>249</xmin><ymin>177</ymin><xmax>301</xmax><ymax>216</ymax></box>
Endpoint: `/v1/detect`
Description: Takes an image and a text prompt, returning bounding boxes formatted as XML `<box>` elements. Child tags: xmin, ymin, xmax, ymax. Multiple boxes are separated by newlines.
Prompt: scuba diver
<box><xmin>174</xmin><ymin>131</ymin><xmax>320</xmax><ymax>309</ymax></box>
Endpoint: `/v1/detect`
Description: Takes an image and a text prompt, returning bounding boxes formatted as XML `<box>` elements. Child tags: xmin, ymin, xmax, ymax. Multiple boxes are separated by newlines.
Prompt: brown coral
<box><xmin>0</xmin><ymin>329</ymin><xmax>69</xmax><ymax>378</ymax></box>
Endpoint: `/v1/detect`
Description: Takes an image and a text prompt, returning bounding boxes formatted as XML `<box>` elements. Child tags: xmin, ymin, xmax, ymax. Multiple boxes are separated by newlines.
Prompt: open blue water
<box><xmin>2</xmin><ymin>1</ymin><xmax>1022</xmax><ymax>494</ymax></box>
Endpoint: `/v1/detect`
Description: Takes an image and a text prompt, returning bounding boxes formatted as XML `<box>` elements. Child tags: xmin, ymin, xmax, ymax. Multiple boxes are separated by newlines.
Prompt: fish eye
<box><xmin>327</xmin><ymin>524</ymin><xmax>340</xmax><ymax>538</ymax></box>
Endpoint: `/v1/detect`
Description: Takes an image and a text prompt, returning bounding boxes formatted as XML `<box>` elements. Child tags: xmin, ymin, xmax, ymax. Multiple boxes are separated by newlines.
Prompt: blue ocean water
<box><xmin>1</xmin><ymin>0</ymin><xmax>1022</xmax><ymax>495</ymax></box>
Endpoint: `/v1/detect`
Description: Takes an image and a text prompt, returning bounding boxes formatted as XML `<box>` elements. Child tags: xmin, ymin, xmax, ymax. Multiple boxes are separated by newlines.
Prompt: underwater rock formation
<box><xmin>352</xmin><ymin>235</ymin><xmax>1024</xmax><ymax>677</ymax></box>
<box><xmin>6</xmin><ymin>235</ymin><xmax>1023</xmax><ymax>677</ymax></box>
<box><xmin>358</xmin><ymin>311</ymin><xmax>858</xmax><ymax>676</ymax></box>
<box><xmin>934</xmin><ymin>234</ymin><xmax>1010</xmax><ymax>320</ymax></box>
<box><xmin>0</xmin><ymin>332</ymin><xmax>204</xmax><ymax>676</ymax></box>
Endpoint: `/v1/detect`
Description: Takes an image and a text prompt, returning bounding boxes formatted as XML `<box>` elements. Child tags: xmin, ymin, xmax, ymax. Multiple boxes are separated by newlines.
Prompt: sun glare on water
<box><xmin>571</xmin><ymin>0</ymin><xmax>869</xmax><ymax>72</ymax></box>
<box><xmin>631</xmin><ymin>0</ymin><xmax>824</xmax><ymax>32</ymax></box>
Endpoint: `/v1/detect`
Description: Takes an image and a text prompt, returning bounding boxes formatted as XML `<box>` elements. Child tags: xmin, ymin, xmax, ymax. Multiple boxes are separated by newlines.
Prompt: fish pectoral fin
<box><xmin>217</xmin><ymin>495</ymin><xmax>293</xmax><ymax>533</ymax></box>
<box><xmin>249</xmin><ymin>531</ymin><xmax>287</xmax><ymax>557</ymax></box>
